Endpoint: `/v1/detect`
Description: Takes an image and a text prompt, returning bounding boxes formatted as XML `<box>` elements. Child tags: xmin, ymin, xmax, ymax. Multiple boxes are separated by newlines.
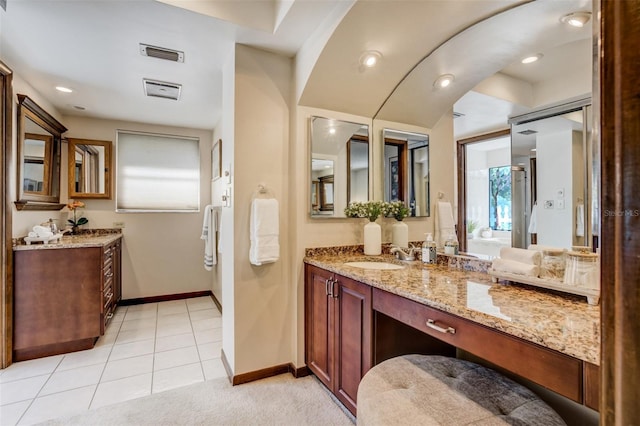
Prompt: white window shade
<box><xmin>117</xmin><ymin>131</ymin><xmax>200</xmax><ymax>212</ymax></box>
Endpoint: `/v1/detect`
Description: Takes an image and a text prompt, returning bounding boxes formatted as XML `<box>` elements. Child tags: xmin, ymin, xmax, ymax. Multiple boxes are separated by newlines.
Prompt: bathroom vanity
<box><xmin>304</xmin><ymin>250</ymin><xmax>600</xmax><ymax>416</ymax></box>
<box><xmin>12</xmin><ymin>231</ymin><xmax>122</xmax><ymax>361</ymax></box>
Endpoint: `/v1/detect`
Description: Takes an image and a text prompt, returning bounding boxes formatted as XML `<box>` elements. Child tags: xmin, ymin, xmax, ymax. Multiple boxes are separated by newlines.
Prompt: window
<box><xmin>489</xmin><ymin>165</ymin><xmax>511</xmax><ymax>231</ymax></box>
<box><xmin>116</xmin><ymin>131</ymin><xmax>200</xmax><ymax>212</ymax></box>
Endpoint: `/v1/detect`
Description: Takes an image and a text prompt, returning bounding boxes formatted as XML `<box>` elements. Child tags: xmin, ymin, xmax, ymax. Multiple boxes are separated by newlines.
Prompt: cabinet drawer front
<box><xmin>373</xmin><ymin>288</ymin><xmax>583</xmax><ymax>403</ymax></box>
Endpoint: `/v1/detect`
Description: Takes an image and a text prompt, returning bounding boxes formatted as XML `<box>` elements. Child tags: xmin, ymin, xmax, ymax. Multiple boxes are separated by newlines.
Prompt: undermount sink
<box><xmin>344</xmin><ymin>261</ymin><xmax>405</xmax><ymax>270</ymax></box>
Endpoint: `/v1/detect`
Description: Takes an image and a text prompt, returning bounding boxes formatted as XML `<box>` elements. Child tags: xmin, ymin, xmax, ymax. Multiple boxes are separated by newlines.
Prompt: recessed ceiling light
<box><xmin>56</xmin><ymin>86</ymin><xmax>73</xmax><ymax>93</ymax></box>
<box><xmin>360</xmin><ymin>50</ymin><xmax>382</xmax><ymax>68</ymax></box>
<box><xmin>433</xmin><ymin>74</ymin><xmax>455</xmax><ymax>89</ymax></box>
<box><xmin>521</xmin><ymin>54</ymin><xmax>543</xmax><ymax>64</ymax></box>
<box><xmin>329</xmin><ymin>127</ymin><xmax>336</xmax><ymax>135</ymax></box>
<box><xmin>560</xmin><ymin>11</ymin><xmax>591</xmax><ymax>28</ymax></box>
<box><xmin>72</xmin><ymin>105</ymin><xmax>86</xmax><ymax>111</ymax></box>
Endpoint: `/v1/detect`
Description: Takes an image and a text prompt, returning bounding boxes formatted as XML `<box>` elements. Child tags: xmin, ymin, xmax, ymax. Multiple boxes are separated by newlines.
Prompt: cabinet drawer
<box><xmin>373</xmin><ymin>288</ymin><xmax>583</xmax><ymax>403</ymax></box>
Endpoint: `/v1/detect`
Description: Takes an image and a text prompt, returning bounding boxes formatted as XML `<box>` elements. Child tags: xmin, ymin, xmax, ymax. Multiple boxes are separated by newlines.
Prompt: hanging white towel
<box><xmin>528</xmin><ymin>202</ymin><xmax>537</xmax><ymax>234</ymax></box>
<box><xmin>201</xmin><ymin>205</ymin><xmax>217</xmax><ymax>270</ymax></box>
<box><xmin>436</xmin><ymin>201</ymin><xmax>456</xmax><ymax>248</ymax></box>
<box><xmin>576</xmin><ymin>203</ymin><xmax>585</xmax><ymax>237</ymax></box>
<box><xmin>250</xmin><ymin>198</ymin><xmax>280</xmax><ymax>266</ymax></box>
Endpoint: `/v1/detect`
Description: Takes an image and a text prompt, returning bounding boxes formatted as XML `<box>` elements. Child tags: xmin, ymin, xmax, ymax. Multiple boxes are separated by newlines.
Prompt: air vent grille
<box><xmin>518</xmin><ymin>129</ymin><xmax>538</xmax><ymax>135</ymax></box>
<box><xmin>143</xmin><ymin>79</ymin><xmax>182</xmax><ymax>101</ymax></box>
<box><xmin>140</xmin><ymin>43</ymin><xmax>184</xmax><ymax>63</ymax></box>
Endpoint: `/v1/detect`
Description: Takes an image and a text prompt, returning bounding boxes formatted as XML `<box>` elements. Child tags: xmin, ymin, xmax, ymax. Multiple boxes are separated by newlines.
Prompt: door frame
<box><xmin>1</xmin><ymin>60</ymin><xmax>13</xmax><ymax>369</ymax></box>
<box><xmin>456</xmin><ymin>129</ymin><xmax>511</xmax><ymax>253</ymax></box>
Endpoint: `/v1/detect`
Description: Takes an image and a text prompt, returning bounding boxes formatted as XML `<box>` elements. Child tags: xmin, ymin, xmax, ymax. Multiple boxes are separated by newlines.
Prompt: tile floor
<box><xmin>0</xmin><ymin>296</ymin><xmax>226</xmax><ymax>425</ymax></box>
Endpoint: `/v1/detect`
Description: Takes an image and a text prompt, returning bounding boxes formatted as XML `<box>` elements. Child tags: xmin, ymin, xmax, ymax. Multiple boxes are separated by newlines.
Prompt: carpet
<box><xmin>42</xmin><ymin>373</ymin><xmax>354</xmax><ymax>425</ymax></box>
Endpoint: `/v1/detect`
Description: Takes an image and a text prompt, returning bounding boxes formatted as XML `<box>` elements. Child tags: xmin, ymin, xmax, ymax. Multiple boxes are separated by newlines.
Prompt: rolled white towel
<box><xmin>499</xmin><ymin>247</ymin><xmax>541</xmax><ymax>266</ymax></box>
<box><xmin>28</xmin><ymin>231</ymin><xmax>37</xmax><ymax>238</ymax></box>
<box><xmin>492</xmin><ymin>258</ymin><xmax>540</xmax><ymax>278</ymax></box>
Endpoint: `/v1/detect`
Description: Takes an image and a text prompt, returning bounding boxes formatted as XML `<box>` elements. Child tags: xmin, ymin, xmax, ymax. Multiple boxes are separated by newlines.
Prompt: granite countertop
<box><xmin>13</xmin><ymin>229</ymin><xmax>122</xmax><ymax>251</ymax></box>
<box><xmin>304</xmin><ymin>253</ymin><xmax>600</xmax><ymax>365</ymax></box>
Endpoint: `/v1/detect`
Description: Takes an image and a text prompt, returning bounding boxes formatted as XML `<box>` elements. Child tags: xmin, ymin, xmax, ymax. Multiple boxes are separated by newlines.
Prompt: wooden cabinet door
<box><xmin>113</xmin><ymin>239</ymin><xmax>122</xmax><ymax>304</ymax></box>
<box><xmin>305</xmin><ymin>265</ymin><xmax>335</xmax><ymax>390</ymax></box>
<box><xmin>334</xmin><ymin>274</ymin><xmax>372</xmax><ymax>415</ymax></box>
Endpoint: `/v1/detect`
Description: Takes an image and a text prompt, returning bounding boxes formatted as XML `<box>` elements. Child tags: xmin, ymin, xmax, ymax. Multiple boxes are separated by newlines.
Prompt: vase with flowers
<box><xmin>344</xmin><ymin>201</ymin><xmax>384</xmax><ymax>255</ymax></box>
<box><xmin>385</xmin><ymin>201</ymin><xmax>411</xmax><ymax>248</ymax></box>
<box><xmin>67</xmin><ymin>200</ymin><xmax>88</xmax><ymax>234</ymax></box>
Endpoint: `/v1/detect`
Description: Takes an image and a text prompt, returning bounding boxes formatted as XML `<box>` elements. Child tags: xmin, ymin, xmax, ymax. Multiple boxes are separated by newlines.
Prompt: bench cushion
<box><xmin>357</xmin><ymin>355</ymin><xmax>566</xmax><ymax>425</ymax></box>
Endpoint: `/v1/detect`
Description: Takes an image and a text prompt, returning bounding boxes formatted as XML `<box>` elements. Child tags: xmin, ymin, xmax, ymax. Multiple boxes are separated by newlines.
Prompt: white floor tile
<box><xmin>154</xmin><ymin>346</ymin><xmax>200</xmax><ymax>371</ymax></box>
<box><xmin>119</xmin><ymin>316</ymin><xmax>157</xmax><ymax>332</ymax></box>
<box><xmin>123</xmin><ymin>309</ymin><xmax>157</xmax><ymax>321</ymax></box>
<box><xmin>155</xmin><ymin>322</ymin><xmax>193</xmax><ymax>338</ymax></box>
<box><xmin>197</xmin><ymin>342</ymin><xmax>222</xmax><ymax>361</ymax></box>
<box><xmin>155</xmin><ymin>332</ymin><xmax>196</xmax><ymax>353</ymax></box>
<box><xmin>90</xmin><ymin>373</ymin><xmax>152</xmax><ymax>410</ymax></box>
<box><xmin>156</xmin><ymin>312</ymin><xmax>190</xmax><ymax>326</ymax></box>
<box><xmin>186</xmin><ymin>299</ymin><xmax>216</xmax><ymax>312</ymax></box>
<box><xmin>202</xmin><ymin>358</ymin><xmax>228</xmax><ymax>381</ymax></box>
<box><xmin>39</xmin><ymin>364</ymin><xmax>104</xmax><ymax>396</ymax></box>
<box><xmin>152</xmin><ymin>363</ymin><xmax>204</xmax><ymax>394</ymax></box>
<box><xmin>125</xmin><ymin>303</ymin><xmax>157</xmax><ymax>313</ymax></box>
<box><xmin>56</xmin><ymin>346</ymin><xmax>112</xmax><ymax>372</ymax></box>
<box><xmin>0</xmin><ymin>375</ymin><xmax>48</xmax><ymax>406</ymax></box>
<box><xmin>101</xmin><ymin>354</ymin><xmax>153</xmax><ymax>383</ymax></box>
<box><xmin>192</xmin><ymin>317</ymin><xmax>222</xmax><ymax>331</ymax></box>
<box><xmin>109</xmin><ymin>338</ymin><xmax>155</xmax><ymax>361</ymax></box>
<box><xmin>193</xmin><ymin>327</ymin><xmax>221</xmax><ymax>345</ymax></box>
<box><xmin>0</xmin><ymin>356</ymin><xmax>63</xmax><ymax>383</ymax></box>
<box><xmin>115</xmin><ymin>326</ymin><xmax>157</xmax><ymax>344</ymax></box>
<box><xmin>188</xmin><ymin>308</ymin><xmax>218</xmax><ymax>322</ymax></box>
<box><xmin>0</xmin><ymin>400</ymin><xmax>31</xmax><ymax>426</ymax></box>
<box><xmin>18</xmin><ymin>385</ymin><xmax>95</xmax><ymax>425</ymax></box>
<box><xmin>157</xmin><ymin>303</ymin><xmax>188</xmax><ymax>316</ymax></box>
<box><xmin>93</xmin><ymin>332</ymin><xmax>118</xmax><ymax>348</ymax></box>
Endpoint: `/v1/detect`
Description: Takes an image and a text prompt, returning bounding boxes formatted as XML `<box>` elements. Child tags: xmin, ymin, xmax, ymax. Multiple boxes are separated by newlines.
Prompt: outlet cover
<box><xmin>113</xmin><ymin>222</ymin><xmax>125</xmax><ymax>228</ymax></box>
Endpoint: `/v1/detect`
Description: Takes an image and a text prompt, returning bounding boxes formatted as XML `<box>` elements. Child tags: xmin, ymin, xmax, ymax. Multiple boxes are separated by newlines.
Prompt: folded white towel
<box><xmin>28</xmin><ymin>231</ymin><xmax>37</xmax><ymax>238</ymax></box>
<box><xmin>436</xmin><ymin>201</ymin><xmax>456</xmax><ymax>248</ymax></box>
<box><xmin>492</xmin><ymin>258</ymin><xmax>540</xmax><ymax>278</ymax></box>
<box><xmin>499</xmin><ymin>247</ymin><xmax>541</xmax><ymax>266</ymax></box>
<box><xmin>201</xmin><ymin>205</ymin><xmax>217</xmax><ymax>271</ymax></box>
<box><xmin>250</xmin><ymin>198</ymin><xmax>279</xmax><ymax>266</ymax></box>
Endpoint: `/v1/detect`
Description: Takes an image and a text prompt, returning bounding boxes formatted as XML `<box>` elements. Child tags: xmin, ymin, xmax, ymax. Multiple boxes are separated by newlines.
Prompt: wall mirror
<box><xmin>310</xmin><ymin>116</ymin><xmax>369</xmax><ymax>218</ymax></box>
<box><xmin>67</xmin><ymin>138</ymin><xmax>112</xmax><ymax>199</ymax></box>
<box><xmin>15</xmin><ymin>94</ymin><xmax>67</xmax><ymax>210</ymax></box>
<box><xmin>382</xmin><ymin>129</ymin><xmax>430</xmax><ymax>217</ymax></box>
<box><xmin>510</xmin><ymin>99</ymin><xmax>593</xmax><ymax>251</ymax></box>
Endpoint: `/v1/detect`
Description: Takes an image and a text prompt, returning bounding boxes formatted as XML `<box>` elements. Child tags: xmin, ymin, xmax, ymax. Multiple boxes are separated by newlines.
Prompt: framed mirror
<box><xmin>310</xmin><ymin>116</ymin><xmax>369</xmax><ymax>217</ymax></box>
<box><xmin>382</xmin><ymin>129</ymin><xmax>430</xmax><ymax>217</ymax></box>
<box><xmin>67</xmin><ymin>138</ymin><xmax>112</xmax><ymax>199</ymax></box>
<box><xmin>15</xmin><ymin>94</ymin><xmax>67</xmax><ymax>210</ymax></box>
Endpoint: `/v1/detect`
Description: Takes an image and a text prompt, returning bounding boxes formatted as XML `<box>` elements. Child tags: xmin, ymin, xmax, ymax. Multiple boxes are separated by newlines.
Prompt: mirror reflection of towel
<box><xmin>528</xmin><ymin>202</ymin><xmax>537</xmax><ymax>234</ymax></box>
<box><xmin>436</xmin><ymin>201</ymin><xmax>456</xmax><ymax>247</ymax></box>
<box><xmin>576</xmin><ymin>203</ymin><xmax>585</xmax><ymax>237</ymax></box>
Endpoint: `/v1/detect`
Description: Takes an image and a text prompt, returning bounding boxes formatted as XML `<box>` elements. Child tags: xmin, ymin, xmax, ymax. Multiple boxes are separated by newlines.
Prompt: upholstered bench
<box><xmin>357</xmin><ymin>354</ymin><xmax>566</xmax><ymax>425</ymax></box>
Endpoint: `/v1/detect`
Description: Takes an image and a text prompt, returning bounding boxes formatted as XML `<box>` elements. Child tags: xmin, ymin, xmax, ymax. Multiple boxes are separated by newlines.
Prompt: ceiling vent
<box><xmin>140</xmin><ymin>43</ymin><xmax>184</xmax><ymax>63</ymax></box>
<box><xmin>518</xmin><ymin>129</ymin><xmax>538</xmax><ymax>135</ymax></box>
<box><xmin>143</xmin><ymin>79</ymin><xmax>182</xmax><ymax>101</ymax></box>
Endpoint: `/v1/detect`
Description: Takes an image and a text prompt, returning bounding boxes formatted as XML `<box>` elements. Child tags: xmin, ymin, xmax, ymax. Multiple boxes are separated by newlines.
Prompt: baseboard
<box><xmin>220</xmin><ymin>348</ymin><xmax>234</xmax><ymax>384</ymax></box>
<box><xmin>119</xmin><ymin>290</ymin><xmax>213</xmax><ymax>306</ymax></box>
<box><xmin>221</xmin><ymin>352</ymin><xmax>312</xmax><ymax>385</ymax></box>
<box><xmin>210</xmin><ymin>292</ymin><xmax>222</xmax><ymax>313</ymax></box>
<box><xmin>290</xmin><ymin>364</ymin><xmax>310</xmax><ymax>378</ymax></box>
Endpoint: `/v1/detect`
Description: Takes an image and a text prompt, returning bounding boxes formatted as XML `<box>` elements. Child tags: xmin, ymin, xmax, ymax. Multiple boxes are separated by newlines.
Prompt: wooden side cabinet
<box><xmin>13</xmin><ymin>237</ymin><xmax>122</xmax><ymax>361</ymax></box>
<box><xmin>305</xmin><ymin>264</ymin><xmax>372</xmax><ymax>415</ymax></box>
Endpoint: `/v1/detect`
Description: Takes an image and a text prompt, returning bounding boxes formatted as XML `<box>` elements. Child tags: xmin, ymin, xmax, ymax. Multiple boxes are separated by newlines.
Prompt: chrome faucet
<box><xmin>390</xmin><ymin>245</ymin><xmax>418</xmax><ymax>261</ymax></box>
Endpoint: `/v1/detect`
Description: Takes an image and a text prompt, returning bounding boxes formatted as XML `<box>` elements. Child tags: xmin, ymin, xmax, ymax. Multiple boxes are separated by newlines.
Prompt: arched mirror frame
<box><xmin>15</xmin><ymin>94</ymin><xmax>67</xmax><ymax>210</ymax></box>
<box><xmin>67</xmin><ymin>138</ymin><xmax>112</xmax><ymax>199</ymax></box>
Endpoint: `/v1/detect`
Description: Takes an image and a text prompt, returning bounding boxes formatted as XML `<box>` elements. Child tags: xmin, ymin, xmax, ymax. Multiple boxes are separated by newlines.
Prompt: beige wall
<box><xmin>228</xmin><ymin>45</ymin><xmax>293</xmax><ymax>375</ymax></box>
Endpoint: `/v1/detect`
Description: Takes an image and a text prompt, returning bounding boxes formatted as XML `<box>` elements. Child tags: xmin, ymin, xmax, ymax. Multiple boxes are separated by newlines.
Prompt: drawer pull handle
<box><xmin>426</xmin><ymin>319</ymin><xmax>456</xmax><ymax>334</ymax></box>
<box><xmin>325</xmin><ymin>279</ymin><xmax>332</xmax><ymax>296</ymax></box>
<box><xmin>332</xmin><ymin>280</ymin><xmax>339</xmax><ymax>299</ymax></box>
<box><xmin>106</xmin><ymin>312</ymin><xmax>114</xmax><ymax>320</ymax></box>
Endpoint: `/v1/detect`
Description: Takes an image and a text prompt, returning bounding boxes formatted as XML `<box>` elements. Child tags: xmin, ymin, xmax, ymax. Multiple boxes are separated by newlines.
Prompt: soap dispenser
<box><xmin>444</xmin><ymin>233</ymin><xmax>459</xmax><ymax>255</ymax></box>
<box><xmin>422</xmin><ymin>233</ymin><xmax>437</xmax><ymax>264</ymax></box>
